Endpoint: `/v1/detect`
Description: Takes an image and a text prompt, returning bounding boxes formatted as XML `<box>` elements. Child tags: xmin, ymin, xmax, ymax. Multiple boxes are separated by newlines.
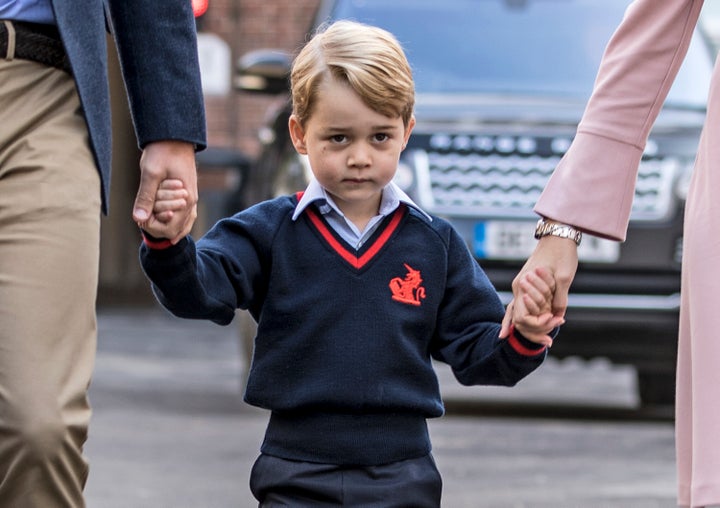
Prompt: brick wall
<box><xmin>199</xmin><ymin>0</ymin><xmax>321</xmax><ymax>158</ymax></box>
<box><xmin>98</xmin><ymin>1</ymin><xmax>320</xmax><ymax>302</ymax></box>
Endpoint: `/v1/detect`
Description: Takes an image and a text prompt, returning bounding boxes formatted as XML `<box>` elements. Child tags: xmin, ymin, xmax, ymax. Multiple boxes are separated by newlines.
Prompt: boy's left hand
<box><xmin>509</xmin><ymin>267</ymin><xmax>564</xmax><ymax>347</ymax></box>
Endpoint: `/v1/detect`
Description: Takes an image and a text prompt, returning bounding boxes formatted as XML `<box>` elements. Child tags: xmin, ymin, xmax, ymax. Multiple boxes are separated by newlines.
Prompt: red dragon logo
<box><xmin>389</xmin><ymin>264</ymin><xmax>426</xmax><ymax>306</ymax></box>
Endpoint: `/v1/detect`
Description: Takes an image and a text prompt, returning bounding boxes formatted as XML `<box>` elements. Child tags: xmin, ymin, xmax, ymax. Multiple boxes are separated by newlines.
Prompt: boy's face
<box><xmin>289</xmin><ymin>77</ymin><xmax>414</xmax><ymax>218</ymax></box>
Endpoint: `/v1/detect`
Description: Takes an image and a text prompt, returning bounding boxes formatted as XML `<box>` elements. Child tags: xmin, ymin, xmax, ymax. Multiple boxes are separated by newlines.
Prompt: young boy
<box><xmin>140</xmin><ymin>20</ymin><xmax>561</xmax><ymax>507</ymax></box>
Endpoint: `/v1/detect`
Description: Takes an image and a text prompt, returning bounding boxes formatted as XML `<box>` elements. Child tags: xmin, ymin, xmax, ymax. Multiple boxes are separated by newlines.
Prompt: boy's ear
<box><xmin>402</xmin><ymin>116</ymin><xmax>416</xmax><ymax>149</ymax></box>
<box><xmin>288</xmin><ymin>115</ymin><xmax>308</xmax><ymax>154</ymax></box>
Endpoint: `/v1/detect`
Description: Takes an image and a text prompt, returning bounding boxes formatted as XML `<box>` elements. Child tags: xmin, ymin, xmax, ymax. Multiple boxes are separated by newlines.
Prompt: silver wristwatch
<box><xmin>534</xmin><ymin>218</ymin><xmax>582</xmax><ymax>245</ymax></box>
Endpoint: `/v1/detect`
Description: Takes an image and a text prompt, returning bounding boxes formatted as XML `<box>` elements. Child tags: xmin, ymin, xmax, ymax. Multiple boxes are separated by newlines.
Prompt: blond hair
<box><xmin>290</xmin><ymin>20</ymin><xmax>415</xmax><ymax>127</ymax></box>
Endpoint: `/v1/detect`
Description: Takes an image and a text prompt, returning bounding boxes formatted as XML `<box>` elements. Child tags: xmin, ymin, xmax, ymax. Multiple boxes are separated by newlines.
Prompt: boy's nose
<box><xmin>347</xmin><ymin>143</ymin><xmax>371</xmax><ymax>167</ymax></box>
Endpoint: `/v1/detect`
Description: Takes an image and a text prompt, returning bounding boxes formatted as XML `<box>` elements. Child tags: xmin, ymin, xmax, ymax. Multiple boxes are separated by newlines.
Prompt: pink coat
<box><xmin>535</xmin><ymin>1</ymin><xmax>718</xmax><ymax>505</ymax></box>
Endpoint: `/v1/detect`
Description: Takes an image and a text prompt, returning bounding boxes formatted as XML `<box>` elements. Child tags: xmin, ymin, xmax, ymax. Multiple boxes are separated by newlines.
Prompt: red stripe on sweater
<box><xmin>507</xmin><ymin>325</ymin><xmax>547</xmax><ymax>356</ymax></box>
<box><xmin>305</xmin><ymin>206</ymin><xmax>405</xmax><ymax>269</ymax></box>
<box><xmin>142</xmin><ymin>234</ymin><xmax>173</xmax><ymax>250</ymax></box>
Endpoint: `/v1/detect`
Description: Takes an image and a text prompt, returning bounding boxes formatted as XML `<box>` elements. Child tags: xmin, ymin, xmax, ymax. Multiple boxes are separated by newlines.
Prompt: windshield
<box><xmin>329</xmin><ymin>0</ymin><xmax>711</xmax><ymax>107</ymax></box>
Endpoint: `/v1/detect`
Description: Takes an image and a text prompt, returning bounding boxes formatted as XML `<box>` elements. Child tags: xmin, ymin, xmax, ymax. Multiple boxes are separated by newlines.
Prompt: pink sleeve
<box><xmin>534</xmin><ymin>0</ymin><xmax>704</xmax><ymax>241</ymax></box>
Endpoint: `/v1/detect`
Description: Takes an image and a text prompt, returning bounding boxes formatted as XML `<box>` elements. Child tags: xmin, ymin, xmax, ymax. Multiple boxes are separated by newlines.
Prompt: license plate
<box><xmin>474</xmin><ymin>221</ymin><xmax>620</xmax><ymax>263</ymax></box>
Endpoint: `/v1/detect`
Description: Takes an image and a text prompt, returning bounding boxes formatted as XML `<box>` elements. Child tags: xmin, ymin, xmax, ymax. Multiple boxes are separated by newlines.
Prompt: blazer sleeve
<box><xmin>105</xmin><ymin>0</ymin><xmax>207</xmax><ymax>150</ymax></box>
<box><xmin>534</xmin><ymin>0</ymin><xmax>704</xmax><ymax>240</ymax></box>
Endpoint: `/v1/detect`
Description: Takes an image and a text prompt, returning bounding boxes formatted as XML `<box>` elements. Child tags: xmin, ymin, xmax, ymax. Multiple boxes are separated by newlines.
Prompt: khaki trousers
<box><xmin>0</xmin><ymin>45</ymin><xmax>101</xmax><ymax>507</ymax></box>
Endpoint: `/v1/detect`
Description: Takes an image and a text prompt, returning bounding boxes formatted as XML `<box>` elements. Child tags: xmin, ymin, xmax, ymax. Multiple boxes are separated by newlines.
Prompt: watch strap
<box><xmin>534</xmin><ymin>219</ymin><xmax>582</xmax><ymax>245</ymax></box>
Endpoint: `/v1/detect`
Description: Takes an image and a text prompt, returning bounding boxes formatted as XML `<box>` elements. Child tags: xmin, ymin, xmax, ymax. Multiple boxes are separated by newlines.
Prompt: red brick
<box><xmin>199</xmin><ymin>0</ymin><xmax>320</xmax><ymax>159</ymax></box>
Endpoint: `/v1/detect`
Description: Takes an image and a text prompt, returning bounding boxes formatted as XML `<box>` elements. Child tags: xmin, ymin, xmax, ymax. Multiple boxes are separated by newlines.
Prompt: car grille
<box><xmin>410</xmin><ymin>134</ymin><xmax>680</xmax><ymax>221</ymax></box>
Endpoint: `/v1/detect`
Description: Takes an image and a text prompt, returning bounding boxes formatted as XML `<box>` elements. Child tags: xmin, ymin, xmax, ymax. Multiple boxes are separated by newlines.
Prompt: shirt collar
<box><xmin>292</xmin><ymin>178</ymin><xmax>432</xmax><ymax>221</ymax></box>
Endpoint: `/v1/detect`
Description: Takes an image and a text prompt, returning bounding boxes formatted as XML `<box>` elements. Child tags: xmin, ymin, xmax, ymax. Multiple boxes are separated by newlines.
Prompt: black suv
<box><xmin>233</xmin><ymin>0</ymin><xmax>714</xmax><ymax>406</ymax></box>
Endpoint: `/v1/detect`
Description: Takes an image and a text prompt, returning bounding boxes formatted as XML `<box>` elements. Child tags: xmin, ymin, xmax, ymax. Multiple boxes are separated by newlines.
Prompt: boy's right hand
<box><xmin>133</xmin><ymin>140</ymin><xmax>198</xmax><ymax>244</ymax></box>
<box><xmin>138</xmin><ymin>179</ymin><xmax>192</xmax><ymax>239</ymax></box>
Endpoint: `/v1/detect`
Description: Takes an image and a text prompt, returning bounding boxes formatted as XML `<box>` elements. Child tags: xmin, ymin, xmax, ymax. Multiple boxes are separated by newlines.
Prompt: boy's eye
<box><xmin>330</xmin><ymin>134</ymin><xmax>347</xmax><ymax>143</ymax></box>
<box><xmin>373</xmin><ymin>133</ymin><xmax>390</xmax><ymax>142</ymax></box>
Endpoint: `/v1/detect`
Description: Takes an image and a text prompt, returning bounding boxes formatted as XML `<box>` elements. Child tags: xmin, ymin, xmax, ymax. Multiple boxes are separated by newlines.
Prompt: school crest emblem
<box><xmin>389</xmin><ymin>264</ymin><xmax>426</xmax><ymax>306</ymax></box>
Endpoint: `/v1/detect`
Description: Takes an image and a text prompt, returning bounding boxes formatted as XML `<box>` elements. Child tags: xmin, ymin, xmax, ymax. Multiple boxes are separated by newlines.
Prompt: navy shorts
<box><xmin>249</xmin><ymin>453</ymin><xmax>443</xmax><ymax>507</ymax></box>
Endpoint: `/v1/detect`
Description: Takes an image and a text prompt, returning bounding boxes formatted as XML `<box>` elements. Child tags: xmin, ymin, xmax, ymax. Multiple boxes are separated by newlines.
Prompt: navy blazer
<box><xmin>52</xmin><ymin>0</ymin><xmax>207</xmax><ymax>213</ymax></box>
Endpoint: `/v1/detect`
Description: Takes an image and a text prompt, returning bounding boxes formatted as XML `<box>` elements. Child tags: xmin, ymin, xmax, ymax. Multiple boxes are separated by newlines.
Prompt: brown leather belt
<box><xmin>0</xmin><ymin>20</ymin><xmax>71</xmax><ymax>74</ymax></box>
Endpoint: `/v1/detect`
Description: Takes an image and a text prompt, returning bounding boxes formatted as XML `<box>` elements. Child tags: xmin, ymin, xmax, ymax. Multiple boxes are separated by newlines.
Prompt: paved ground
<box><xmin>83</xmin><ymin>306</ymin><xmax>677</xmax><ymax>507</ymax></box>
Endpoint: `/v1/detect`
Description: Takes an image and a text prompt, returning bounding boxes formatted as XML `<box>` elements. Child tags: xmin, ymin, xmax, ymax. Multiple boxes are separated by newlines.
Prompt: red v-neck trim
<box><xmin>304</xmin><ymin>204</ymin><xmax>406</xmax><ymax>270</ymax></box>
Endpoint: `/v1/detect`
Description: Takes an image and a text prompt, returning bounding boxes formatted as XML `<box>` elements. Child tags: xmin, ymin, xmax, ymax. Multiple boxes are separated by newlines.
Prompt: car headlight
<box><xmin>393</xmin><ymin>160</ymin><xmax>415</xmax><ymax>192</ymax></box>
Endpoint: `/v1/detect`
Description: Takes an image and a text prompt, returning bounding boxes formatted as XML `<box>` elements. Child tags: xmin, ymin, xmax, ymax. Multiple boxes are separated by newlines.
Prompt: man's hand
<box><xmin>133</xmin><ymin>140</ymin><xmax>198</xmax><ymax>243</ymax></box>
<box><xmin>499</xmin><ymin>235</ymin><xmax>579</xmax><ymax>338</ymax></box>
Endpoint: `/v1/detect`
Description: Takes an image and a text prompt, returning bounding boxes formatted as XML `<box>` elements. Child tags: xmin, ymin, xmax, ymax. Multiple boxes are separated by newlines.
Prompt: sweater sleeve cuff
<box><xmin>507</xmin><ymin>324</ymin><xmax>547</xmax><ymax>356</ymax></box>
<box><xmin>141</xmin><ymin>230</ymin><xmax>174</xmax><ymax>250</ymax></box>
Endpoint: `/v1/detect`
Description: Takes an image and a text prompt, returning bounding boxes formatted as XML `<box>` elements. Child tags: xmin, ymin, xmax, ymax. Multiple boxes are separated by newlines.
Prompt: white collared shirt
<box><xmin>292</xmin><ymin>179</ymin><xmax>431</xmax><ymax>249</ymax></box>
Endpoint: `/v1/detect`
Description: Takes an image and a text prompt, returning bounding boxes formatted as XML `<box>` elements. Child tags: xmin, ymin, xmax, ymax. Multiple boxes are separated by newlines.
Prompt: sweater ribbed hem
<box><xmin>261</xmin><ymin>411</ymin><xmax>431</xmax><ymax>466</ymax></box>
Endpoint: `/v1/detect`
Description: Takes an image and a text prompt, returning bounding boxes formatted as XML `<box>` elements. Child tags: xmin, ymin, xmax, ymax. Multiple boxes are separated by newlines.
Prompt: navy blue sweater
<box><xmin>140</xmin><ymin>195</ymin><xmax>548</xmax><ymax>465</ymax></box>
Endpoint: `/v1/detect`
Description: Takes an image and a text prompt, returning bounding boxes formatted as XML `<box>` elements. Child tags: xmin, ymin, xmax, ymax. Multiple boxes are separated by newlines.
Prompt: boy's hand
<box><xmin>153</xmin><ymin>179</ymin><xmax>189</xmax><ymax>223</ymax></box>
<box><xmin>500</xmin><ymin>236</ymin><xmax>578</xmax><ymax>338</ymax></box>
<box><xmin>133</xmin><ymin>140</ymin><xmax>198</xmax><ymax>244</ymax></box>
<box><xmin>509</xmin><ymin>267</ymin><xmax>564</xmax><ymax>347</ymax></box>
<box><xmin>137</xmin><ymin>179</ymin><xmax>191</xmax><ymax>239</ymax></box>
